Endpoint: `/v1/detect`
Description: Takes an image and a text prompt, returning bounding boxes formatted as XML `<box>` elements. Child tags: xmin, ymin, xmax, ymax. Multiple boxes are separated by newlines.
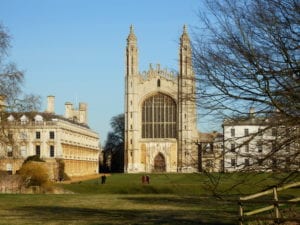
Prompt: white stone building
<box><xmin>0</xmin><ymin>96</ymin><xmax>100</xmax><ymax>178</ymax></box>
<box><xmin>223</xmin><ymin>108</ymin><xmax>300</xmax><ymax>172</ymax></box>
<box><xmin>124</xmin><ymin>26</ymin><xmax>199</xmax><ymax>173</ymax></box>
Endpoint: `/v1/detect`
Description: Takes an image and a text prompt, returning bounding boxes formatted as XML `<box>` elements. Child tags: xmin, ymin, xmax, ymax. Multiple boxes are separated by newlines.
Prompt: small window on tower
<box><xmin>157</xmin><ymin>79</ymin><xmax>161</xmax><ymax>87</ymax></box>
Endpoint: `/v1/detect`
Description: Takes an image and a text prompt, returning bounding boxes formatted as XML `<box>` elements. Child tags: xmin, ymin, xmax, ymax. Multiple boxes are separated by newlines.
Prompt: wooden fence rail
<box><xmin>238</xmin><ymin>182</ymin><xmax>300</xmax><ymax>225</ymax></box>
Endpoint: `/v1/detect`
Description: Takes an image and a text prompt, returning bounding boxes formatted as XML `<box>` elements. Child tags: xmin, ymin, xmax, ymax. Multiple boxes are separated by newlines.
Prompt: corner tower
<box><xmin>178</xmin><ymin>25</ymin><xmax>198</xmax><ymax>172</ymax></box>
<box><xmin>125</xmin><ymin>25</ymin><xmax>139</xmax><ymax>172</ymax></box>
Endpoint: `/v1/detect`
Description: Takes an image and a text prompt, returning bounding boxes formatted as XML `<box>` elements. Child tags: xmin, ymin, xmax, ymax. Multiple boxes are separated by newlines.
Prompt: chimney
<box><xmin>65</xmin><ymin>102</ymin><xmax>73</xmax><ymax>119</ymax></box>
<box><xmin>46</xmin><ymin>95</ymin><xmax>55</xmax><ymax>114</ymax></box>
<box><xmin>79</xmin><ymin>102</ymin><xmax>88</xmax><ymax>124</ymax></box>
<box><xmin>249</xmin><ymin>107</ymin><xmax>255</xmax><ymax>118</ymax></box>
<box><xmin>0</xmin><ymin>95</ymin><xmax>6</xmax><ymax>112</ymax></box>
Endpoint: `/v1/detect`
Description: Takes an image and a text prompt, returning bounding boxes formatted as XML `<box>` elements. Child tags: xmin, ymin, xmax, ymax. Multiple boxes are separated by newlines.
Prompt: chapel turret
<box><xmin>126</xmin><ymin>25</ymin><xmax>138</xmax><ymax>77</ymax></box>
<box><xmin>179</xmin><ymin>25</ymin><xmax>192</xmax><ymax>78</ymax></box>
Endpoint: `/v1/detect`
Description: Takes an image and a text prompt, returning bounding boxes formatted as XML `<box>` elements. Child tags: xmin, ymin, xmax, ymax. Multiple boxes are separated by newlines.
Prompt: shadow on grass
<box><xmin>122</xmin><ymin>195</ymin><xmax>236</xmax><ymax>223</ymax></box>
<box><xmin>12</xmin><ymin>195</ymin><xmax>236</xmax><ymax>225</ymax></box>
<box><xmin>16</xmin><ymin>205</ymin><xmax>234</xmax><ymax>225</ymax></box>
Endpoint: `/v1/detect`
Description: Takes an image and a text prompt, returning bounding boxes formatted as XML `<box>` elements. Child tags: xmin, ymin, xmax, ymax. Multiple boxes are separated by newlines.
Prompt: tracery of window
<box><xmin>142</xmin><ymin>93</ymin><xmax>176</xmax><ymax>138</ymax></box>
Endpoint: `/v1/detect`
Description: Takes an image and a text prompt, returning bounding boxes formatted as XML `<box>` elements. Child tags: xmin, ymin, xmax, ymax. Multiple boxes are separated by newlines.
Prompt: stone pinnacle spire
<box><xmin>183</xmin><ymin>24</ymin><xmax>187</xmax><ymax>33</ymax></box>
<box><xmin>180</xmin><ymin>24</ymin><xmax>190</xmax><ymax>42</ymax></box>
<box><xmin>127</xmin><ymin>24</ymin><xmax>137</xmax><ymax>42</ymax></box>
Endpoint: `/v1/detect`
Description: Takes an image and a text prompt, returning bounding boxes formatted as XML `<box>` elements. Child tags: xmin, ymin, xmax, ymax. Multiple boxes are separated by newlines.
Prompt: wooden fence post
<box><xmin>273</xmin><ymin>187</ymin><xmax>280</xmax><ymax>224</ymax></box>
<box><xmin>238</xmin><ymin>200</ymin><xmax>243</xmax><ymax>225</ymax></box>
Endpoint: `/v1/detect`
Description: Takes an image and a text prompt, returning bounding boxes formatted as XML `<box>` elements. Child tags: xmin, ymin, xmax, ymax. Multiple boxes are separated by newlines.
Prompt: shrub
<box><xmin>19</xmin><ymin>161</ymin><xmax>49</xmax><ymax>187</ymax></box>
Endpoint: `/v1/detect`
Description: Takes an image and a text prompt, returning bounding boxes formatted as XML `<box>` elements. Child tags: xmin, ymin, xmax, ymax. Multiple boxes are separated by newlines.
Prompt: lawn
<box><xmin>0</xmin><ymin>173</ymin><xmax>299</xmax><ymax>225</ymax></box>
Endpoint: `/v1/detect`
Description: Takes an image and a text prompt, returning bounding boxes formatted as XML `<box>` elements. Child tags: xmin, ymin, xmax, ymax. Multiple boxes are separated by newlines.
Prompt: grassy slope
<box><xmin>0</xmin><ymin>173</ymin><xmax>299</xmax><ymax>225</ymax></box>
<box><xmin>0</xmin><ymin>194</ymin><xmax>237</xmax><ymax>225</ymax></box>
<box><xmin>59</xmin><ymin>172</ymin><xmax>300</xmax><ymax>196</ymax></box>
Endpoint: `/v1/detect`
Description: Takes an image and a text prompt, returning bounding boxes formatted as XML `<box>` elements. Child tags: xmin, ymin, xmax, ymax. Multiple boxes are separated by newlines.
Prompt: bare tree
<box><xmin>0</xmin><ymin>23</ymin><xmax>41</xmax><ymax>168</ymax></box>
<box><xmin>103</xmin><ymin>114</ymin><xmax>124</xmax><ymax>172</ymax></box>
<box><xmin>0</xmin><ymin>24</ymin><xmax>41</xmax><ymax>112</ymax></box>
<box><xmin>192</xmin><ymin>0</ymin><xmax>299</xmax><ymax>182</ymax></box>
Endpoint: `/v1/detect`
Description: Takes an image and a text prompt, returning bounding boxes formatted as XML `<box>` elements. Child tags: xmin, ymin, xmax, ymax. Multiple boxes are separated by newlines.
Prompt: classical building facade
<box><xmin>223</xmin><ymin>108</ymin><xmax>300</xmax><ymax>172</ymax></box>
<box><xmin>124</xmin><ymin>26</ymin><xmax>199</xmax><ymax>173</ymax></box>
<box><xmin>0</xmin><ymin>96</ymin><xmax>100</xmax><ymax>178</ymax></box>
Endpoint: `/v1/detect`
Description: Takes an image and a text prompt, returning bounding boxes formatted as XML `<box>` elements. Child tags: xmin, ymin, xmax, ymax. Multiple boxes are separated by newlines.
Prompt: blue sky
<box><xmin>0</xmin><ymin>0</ymin><xmax>217</xmax><ymax>144</ymax></box>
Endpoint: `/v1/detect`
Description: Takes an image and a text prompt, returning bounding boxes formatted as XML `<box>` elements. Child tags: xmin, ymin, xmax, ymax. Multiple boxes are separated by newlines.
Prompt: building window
<box><xmin>36</xmin><ymin>145</ymin><xmax>40</xmax><ymax>156</ymax></box>
<box><xmin>272</xmin><ymin>141</ymin><xmax>277</xmax><ymax>152</ymax></box>
<box><xmin>49</xmin><ymin>131</ymin><xmax>55</xmax><ymax>139</ymax></box>
<box><xmin>8</xmin><ymin>133</ymin><xmax>13</xmax><ymax>140</ymax></box>
<box><xmin>7</xmin><ymin>146</ymin><xmax>13</xmax><ymax>157</ymax></box>
<box><xmin>142</xmin><ymin>93</ymin><xmax>176</xmax><ymax>138</ymax></box>
<box><xmin>50</xmin><ymin>145</ymin><xmax>54</xmax><ymax>157</ymax></box>
<box><xmin>244</xmin><ymin>129</ymin><xmax>249</xmax><ymax>136</ymax></box>
<box><xmin>286</xmin><ymin>144</ymin><xmax>290</xmax><ymax>152</ymax></box>
<box><xmin>36</xmin><ymin>131</ymin><xmax>41</xmax><ymax>139</ymax></box>
<box><xmin>157</xmin><ymin>79</ymin><xmax>161</xmax><ymax>87</ymax></box>
<box><xmin>245</xmin><ymin>158</ymin><xmax>249</xmax><ymax>166</ymax></box>
<box><xmin>272</xmin><ymin>128</ymin><xmax>277</xmax><ymax>136</ymax></box>
<box><xmin>6</xmin><ymin>163</ymin><xmax>12</xmax><ymax>175</ymax></box>
<box><xmin>245</xmin><ymin>144</ymin><xmax>249</xmax><ymax>153</ymax></box>
<box><xmin>258</xmin><ymin>128</ymin><xmax>263</xmax><ymax>136</ymax></box>
<box><xmin>231</xmin><ymin>128</ymin><xmax>235</xmax><ymax>137</ymax></box>
<box><xmin>20</xmin><ymin>132</ymin><xmax>27</xmax><ymax>139</ymax></box>
<box><xmin>272</xmin><ymin>158</ymin><xmax>277</xmax><ymax>168</ymax></box>
<box><xmin>286</xmin><ymin>157</ymin><xmax>290</xmax><ymax>164</ymax></box>
<box><xmin>285</xmin><ymin>128</ymin><xmax>290</xmax><ymax>136</ymax></box>
<box><xmin>231</xmin><ymin>158</ymin><xmax>236</xmax><ymax>167</ymax></box>
<box><xmin>257</xmin><ymin>142</ymin><xmax>263</xmax><ymax>153</ymax></box>
<box><xmin>230</xmin><ymin>143</ymin><xmax>235</xmax><ymax>152</ymax></box>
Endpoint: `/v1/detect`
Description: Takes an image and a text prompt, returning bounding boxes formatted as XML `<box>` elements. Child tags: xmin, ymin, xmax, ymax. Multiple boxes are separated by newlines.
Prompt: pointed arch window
<box><xmin>157</xmin><ymin>79</ymin><xmax>161</xmax><ymax>87</ymax></box>
<box><xmin>142</xmin><ymin>93</ymin><xmax>176</xmax><ymax>138</ymax></box>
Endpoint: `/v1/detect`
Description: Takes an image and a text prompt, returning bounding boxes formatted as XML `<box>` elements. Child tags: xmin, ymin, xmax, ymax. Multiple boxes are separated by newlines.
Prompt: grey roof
<box><xmin>3</xmin><ymin>111</ymin><xmax>90</xmax><ymax>129</ymax></box>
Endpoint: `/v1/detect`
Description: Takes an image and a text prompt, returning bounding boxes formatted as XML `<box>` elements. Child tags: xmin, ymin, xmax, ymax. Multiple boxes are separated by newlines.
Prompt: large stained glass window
<box><xmin>142</xmin><ymin>93</ymin><xmax>176</xmax><ymax>138</ymax></box>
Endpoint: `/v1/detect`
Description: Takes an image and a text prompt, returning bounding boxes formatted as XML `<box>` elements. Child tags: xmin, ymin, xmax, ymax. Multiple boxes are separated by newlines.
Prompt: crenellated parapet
<box><xmin>139</xmin><ymin>64</ymin><xmax>177</xmax><ymax>82</ymax></box>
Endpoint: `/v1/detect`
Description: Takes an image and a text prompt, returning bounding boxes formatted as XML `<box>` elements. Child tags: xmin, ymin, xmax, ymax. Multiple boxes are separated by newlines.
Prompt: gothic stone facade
<box><xmin>124</xmin><ymin>26</ymin><xmax>198</xmax><ymax>173</ymax></box>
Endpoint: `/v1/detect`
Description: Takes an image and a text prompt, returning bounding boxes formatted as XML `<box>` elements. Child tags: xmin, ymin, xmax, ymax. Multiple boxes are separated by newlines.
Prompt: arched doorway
<box><xmin>154</xmin><ymin>153</ymin><xmax>166</xmax><ymax>172</ymax></box>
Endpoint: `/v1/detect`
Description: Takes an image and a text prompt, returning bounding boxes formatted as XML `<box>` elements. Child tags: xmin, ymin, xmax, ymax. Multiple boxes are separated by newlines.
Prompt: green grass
<box><xmin>59</xmin><ymin>172</ymin><xmax>300</xmax><ymax>196</ymax></box>
<box><xmin>0</xmin><ymin>194</ymin><xmax>237</xmax><ymax>225</ymax></box>
<box><xmin>0</xmin><ymin>173</ymin><xmax>299</xmax><ymax>225</ymax></box>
